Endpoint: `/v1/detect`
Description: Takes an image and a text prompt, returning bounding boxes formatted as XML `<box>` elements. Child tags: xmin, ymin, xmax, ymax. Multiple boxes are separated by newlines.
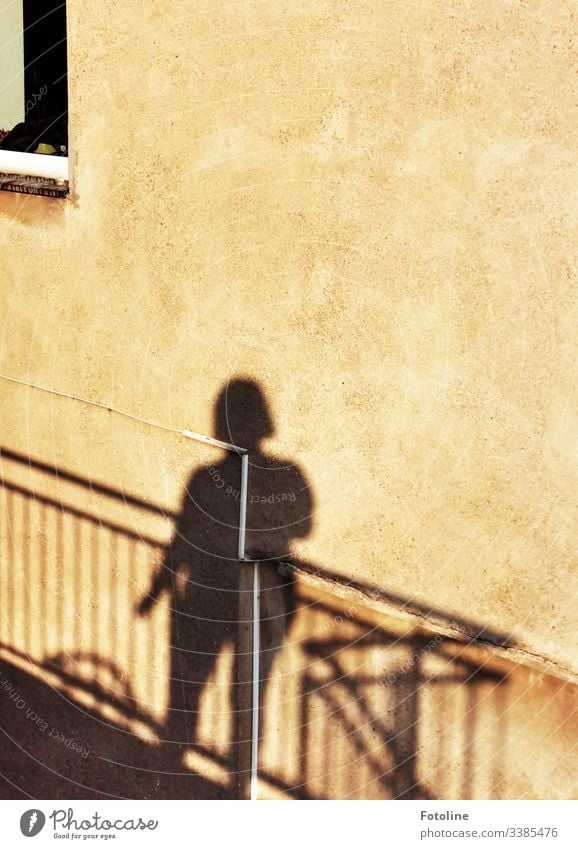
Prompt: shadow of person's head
<box><xmin>214</xmin><ymin>378</ymin><xmax>274</xmax><ymax>451</ymax></box>
<box><xmin>211</xmin><ymin>376</ymin><xmax>314</xmax><ymax>556</ymax></box>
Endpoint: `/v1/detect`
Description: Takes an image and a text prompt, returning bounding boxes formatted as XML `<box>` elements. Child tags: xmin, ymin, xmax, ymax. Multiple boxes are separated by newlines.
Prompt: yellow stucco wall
<box><xmin>0</xmin><ymin>1</ymin><xmax>576</xmax><ymax>799</ymax></box>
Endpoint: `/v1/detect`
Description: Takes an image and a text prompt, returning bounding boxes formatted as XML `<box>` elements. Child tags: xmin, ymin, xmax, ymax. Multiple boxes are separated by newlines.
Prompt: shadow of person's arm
<box><xmin>136</xmin><ymin>564</ymin><xmax>170</xmax><ymax>616</ymax></box>
<box><xmin>137</xmin><ymin>474</ymin><xmax>199</xmax><ymax>617</ymax></box>
<box><xmin>137</xmin><ymin>535</ymin><xmax>187</xmax><ymax>617</ymax></box>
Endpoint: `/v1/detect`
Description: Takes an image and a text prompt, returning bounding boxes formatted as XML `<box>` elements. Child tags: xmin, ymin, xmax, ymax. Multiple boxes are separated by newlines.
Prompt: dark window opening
<box><xmin>1</xmin><ymin>0</ymin><xmax>68</xmax><ymax>157</ymax></box>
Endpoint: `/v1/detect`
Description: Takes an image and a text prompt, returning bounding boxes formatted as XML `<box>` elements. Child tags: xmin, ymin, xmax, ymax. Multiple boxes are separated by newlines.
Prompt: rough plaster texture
<box><xmin>0</xmin><ymin>0</ymin><xmax>577</xmax><ymax>798</ymax></box>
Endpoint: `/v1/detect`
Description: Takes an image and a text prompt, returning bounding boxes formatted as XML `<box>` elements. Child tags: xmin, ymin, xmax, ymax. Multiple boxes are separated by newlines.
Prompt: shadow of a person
<box><xmin>138</xmin><ymin>378</ymin><xmax>313</xmax><ymax>796</ymax></box>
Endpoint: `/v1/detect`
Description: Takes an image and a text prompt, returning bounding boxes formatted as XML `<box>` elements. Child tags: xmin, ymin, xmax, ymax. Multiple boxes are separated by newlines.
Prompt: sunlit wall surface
<box><xmin>0</xmin><ymin>0</ymin><xmax>576</xmax><ymax>799</ymax></box>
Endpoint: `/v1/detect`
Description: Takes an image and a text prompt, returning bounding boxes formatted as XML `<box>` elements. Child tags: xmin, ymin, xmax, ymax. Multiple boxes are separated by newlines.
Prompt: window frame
<box><xmin>0</xmin><ymin>0</ymin><xmax>69</xmax><ymax>198</ymax></box>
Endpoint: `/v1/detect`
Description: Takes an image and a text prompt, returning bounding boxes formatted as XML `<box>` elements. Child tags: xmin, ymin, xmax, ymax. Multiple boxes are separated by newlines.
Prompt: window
<box><xmin>0</xmin><ymin>1</ymin><xmax>68</xmax><ymax>198</ymax></box>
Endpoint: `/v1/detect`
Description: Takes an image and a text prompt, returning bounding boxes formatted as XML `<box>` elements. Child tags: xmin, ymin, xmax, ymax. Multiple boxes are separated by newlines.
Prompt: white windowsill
<box><xmin>0</xmin><ymin>149</ymin><xmax>69</xmax><ymax>198</ymax></box>
<box><xmin>0</xmin><ymin>148</ymin><xmax>68</xmax><ymax>181</ymax></box>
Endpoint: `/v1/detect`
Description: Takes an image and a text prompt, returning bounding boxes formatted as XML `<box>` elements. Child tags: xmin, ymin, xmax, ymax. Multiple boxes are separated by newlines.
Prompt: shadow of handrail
<box><xmin>279</xmin><ymin>559</ymin><xmax>515</xmax><ymax>648</ymax></box>
<box><xmin>1</xmin><ymin>444</ymin><xmax>514</xmax><ymax>648</ymax></box>
<box><xmin>0</xmin><ymin>446</ymin><xmax>177</xmax><ymax>520</ymax></box>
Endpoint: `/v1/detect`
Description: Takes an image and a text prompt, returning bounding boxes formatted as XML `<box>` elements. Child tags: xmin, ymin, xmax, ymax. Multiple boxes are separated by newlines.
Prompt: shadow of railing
<box><xmin>0</xmin><ymin>452</ymin><xmax>169</xmax><ymax>720</ymax></box>
<box><xmin>0</xmin><ymin>446</ymin><xmax>513</xmax><ymax>799</ymax></box>
<box><xmin>258</xmin><ymin>586</ymin><xmax>512</xmax><ymax>800</ymax></box>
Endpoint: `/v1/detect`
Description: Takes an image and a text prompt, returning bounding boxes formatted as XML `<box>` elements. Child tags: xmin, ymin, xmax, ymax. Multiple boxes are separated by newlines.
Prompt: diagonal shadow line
<box><xmin>0</xmin><ymin>479</ymin><xmax>166</xmax><ymax>549</ymax></box>
<box><xmin>0</xmin><ymin>446</ymin><xmax>176</xmax><ymax>520</ymax></box>
<box><xmin>280</xmin><ymin>559</ymin><xmax>516</xmax><ymax>649</ymax></box>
